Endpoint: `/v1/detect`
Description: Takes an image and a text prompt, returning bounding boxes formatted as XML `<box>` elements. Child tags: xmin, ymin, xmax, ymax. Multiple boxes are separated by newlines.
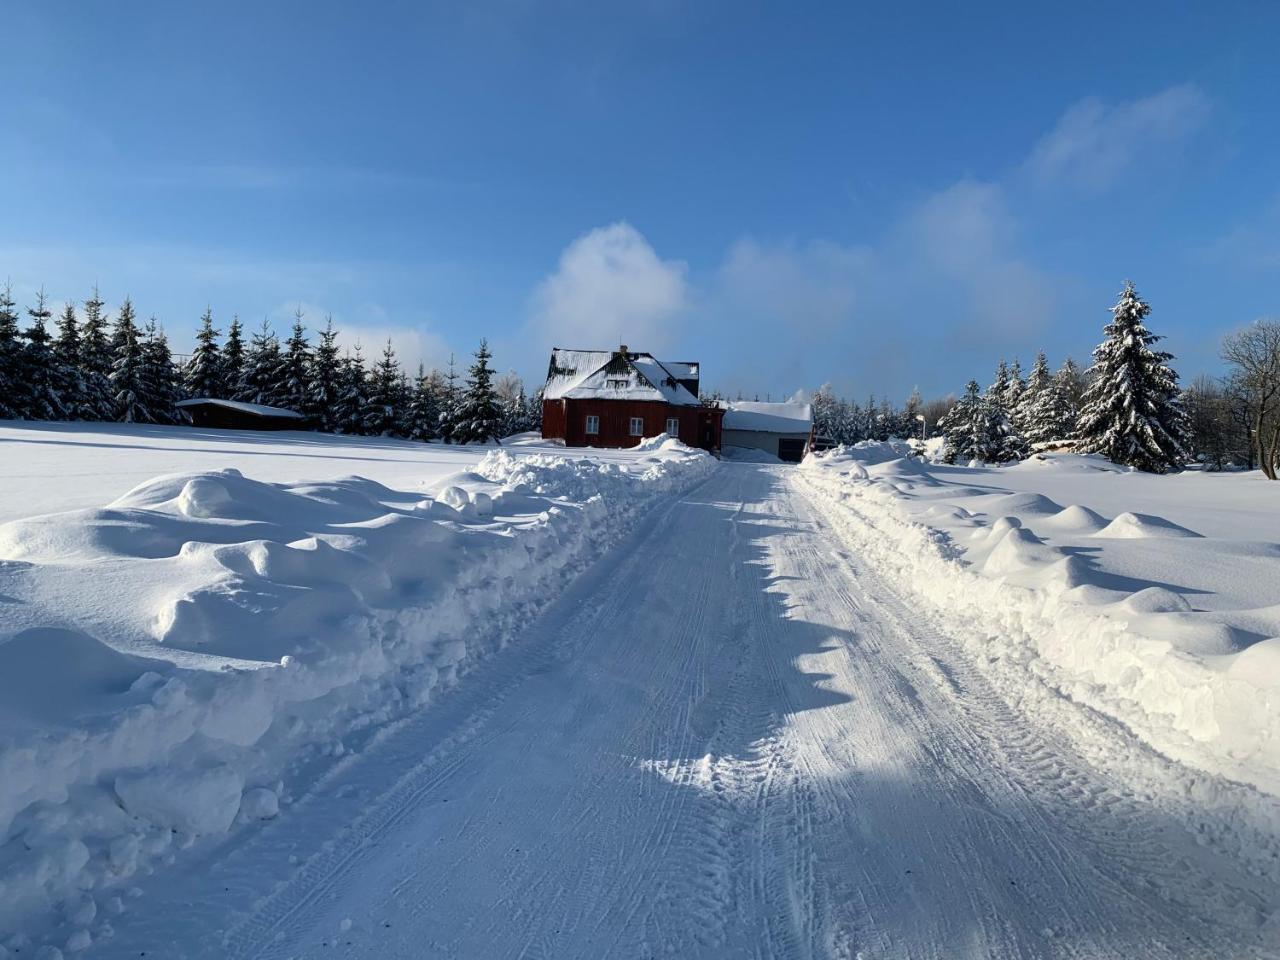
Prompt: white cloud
<box><xmin>1025</xmin><ymin>83</ymin><xmax>1211</xmax><ymax>190</ymax></box>
<box><xmin>893</xmin><ymin>180</ymin><xmax>1057</xmax><ymax>340</ymax></box>
<box><xmin>529</xmin><ymin>222</ymin><xmax>688</xmax><ymax>353</ymax></box>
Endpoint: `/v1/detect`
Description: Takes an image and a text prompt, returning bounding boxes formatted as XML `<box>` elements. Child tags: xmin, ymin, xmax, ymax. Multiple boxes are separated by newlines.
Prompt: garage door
<box><xmin>777</xmin><ymin>438</ymin><xmax>807</xmax><ymax>463</ymax></box>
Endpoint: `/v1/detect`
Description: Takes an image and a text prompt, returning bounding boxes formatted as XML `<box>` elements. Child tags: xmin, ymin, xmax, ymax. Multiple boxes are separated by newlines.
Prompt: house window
<box><xmin>629</xmin><ymin>417</ymin><xmax>644</xmax><ymax>437</ymax></box>
<box><xmin>585</xmin><ymin>415</ymin><xmax>600</xmax><ymax>435</ymax></box>
<box><xmin>666</xmin><ymin>417</ymin><xmax>680</xmax><ymax>437</ymax></box>
<box><xmin>606</xmin><ymin>378</ymin><xmax>628</xmax><ymax>389</ymax></box>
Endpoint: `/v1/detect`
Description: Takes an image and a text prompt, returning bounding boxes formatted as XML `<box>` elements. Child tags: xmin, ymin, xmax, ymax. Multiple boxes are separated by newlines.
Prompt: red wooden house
<box><xmin>540</xmin><ymin>346</ymin><xmax>724</xmax><ymax>452</ymax></box>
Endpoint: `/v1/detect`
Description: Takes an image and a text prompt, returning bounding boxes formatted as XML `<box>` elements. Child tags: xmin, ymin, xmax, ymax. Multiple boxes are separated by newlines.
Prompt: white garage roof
<box><xmin>722</xmin><ymin>401</ymin><xmax>813</xmax><ymax>434</ymax></box>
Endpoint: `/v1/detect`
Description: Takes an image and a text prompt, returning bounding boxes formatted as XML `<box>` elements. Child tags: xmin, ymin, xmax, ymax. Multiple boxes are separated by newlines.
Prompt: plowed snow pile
<box><xmin>0</xmin><ymin>437</ymin><xmax>714</xmax><ymax>947</ymax></box>
<box><xmin>799</xmin><ymin>443</ymin><xmax>1280</xmax><ymax>797</ymax></box>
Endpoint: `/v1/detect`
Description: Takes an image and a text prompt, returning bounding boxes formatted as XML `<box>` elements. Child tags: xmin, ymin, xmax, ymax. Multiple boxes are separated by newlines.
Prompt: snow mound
<box><xmin>1122</xmin><ymin>586</ymin><xmax>1194</xmax><ymax>614</ymax></box>
<box><xmin>1041</xmin><ymin>504</ymin><xmax>1108</xmax><ymax>533</ymax></box>
<box><xmin>1094</xmin><ymin>511</ymin><xmax>1202</xmax><ymax>539</ymax></box>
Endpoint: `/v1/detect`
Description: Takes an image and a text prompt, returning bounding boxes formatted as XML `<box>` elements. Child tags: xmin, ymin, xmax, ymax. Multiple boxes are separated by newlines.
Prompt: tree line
<box><xmin>0</xmin><ymin>285</ymin><xmax>541</xmax><ymax>444</ymax></box>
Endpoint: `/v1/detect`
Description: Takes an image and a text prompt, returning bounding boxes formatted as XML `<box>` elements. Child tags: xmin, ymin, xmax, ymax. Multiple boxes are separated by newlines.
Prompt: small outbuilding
<box><xmin>176</xmin><ymin>398</ymin><xmax>309</xmax><ymax>431</ymax></box>
<box><xmin>721</xmin><ymin>401</ymin><xmax>814</xmax><ymax>463</ymax></box>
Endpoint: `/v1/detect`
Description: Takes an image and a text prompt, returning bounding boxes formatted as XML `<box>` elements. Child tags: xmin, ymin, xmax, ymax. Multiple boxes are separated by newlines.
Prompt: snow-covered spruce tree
<box><xmin>1005</xmin><ymin>357</ymin><xmax>1025</xmax><ymax>415</ymax></box>
<box><xmin>525</xmin><ymin>385</ymin><xmax>543</xmax><ymax>432</ymax></box>
<box><xmin>452</xmin><ymin>339</ymin><xmax>503</xmax><ymax>445</ymax></box>
<box><xmin>1022</xmin><ymin>365</ymin><xmax>1076</xmax><ymax>446</ymax></box>
<box><xmin>333</xmin><ymin>346</ymin><xmax>369</xmax><ymax>435</ymax></box>
<box><xmin>54</xmin><ymin>301</ymin><xmax>88</xmax><ymax>419</ymax></box>
<box><xmin>986</xmin><ymin>359</ymin><xmax>1010</xmax><ymax>413</ymax></box>
<box><xmin>903</xmin><ymin>387</ymin><xmax>923</xmax><ymax>438</ymax></box>
<box><xmin>142</xmin><ymin>320</ymin><xmax>182</xmax><ymax>423</ymax></box>
<box><xmin>1015</xmin><ymin>351</ymin><xmax>1052</xmax><ymax>434</ymax></box>
<box><xmin>437</xmin><ymin>353</ymin><xmax>461</xmax><ymax>443</ymax></box>
<box><xmin>366</xmin><ymin>339</ymin><xmax>405</xmax><ymax>436</ymax></box>
<box><xmin>184</xmin><ymin>307</ymin><xmax>223</xmax><ymax>399</ymax></box>
<box><xmin>308</xmin><ymin>316</ymin><xmax>341</xmax><ymax>430</ymax></box>
<box><xmin>109</xmin><ymin>298</ymin><xmax>151</xmax><ymax>423</ymax></box>
<box><xmin>1056</xmin><ymin>357</ymin><xmax>1087</xmax><ymax>412</ymax></box>
<box><xmin>280</xmin><ymin>310</ymin><xmax>312</xmax><ymax>413</ymax></box>
<box><xmin>1075</xmin><ymin>281</ymin><xmax>1190</xmax><ymax>473</ymax></box>
<box><xmin>21</xmin><ymin>289</ymin><xmax>64</xmax><ymax>421</ymax></box>
<box><xmin>938</xmin><ymin>379</ymin><xmax>1027</xmax><ymax>464</ymax></box>
<box><xmin>502</xmin><ymin>383</ymin><xmax>531</xmax><ymax>436</ymax></box>
<box><xmin>406</xmin><ymin>365</ymin><xmax>441</xmax><ymax>441</ymax></box>
<box><xmin>221</xmin><ymin>316</ymin><xmax>247</xmax><ymax>400</ymax></box>
<box><xmin>0</xmin><ymin>283</ymin><xmax>22</xmax><ymax>418</ymax></box>
<box><xmin>79</xmin><ymin>288</ymin><xmax>115</xmax><ymax>421</ymax></box>
<box><xmin>242</xmin><ymin>320</ymin><xmax>288</xmax><ymax>408</ymax></box>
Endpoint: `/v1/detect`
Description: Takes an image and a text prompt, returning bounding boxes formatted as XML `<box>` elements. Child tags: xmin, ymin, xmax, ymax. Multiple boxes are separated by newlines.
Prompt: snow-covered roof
<box><xmin>176</xmin><ymin>398</ymin><xmax>306</xmax><ymax>419</ymax></box>
<box><xmin>543</xmin><ymin>349</ymin><xmax>701</xmax><ymax>406</ymax></box>
<box><xmin>722</xmin><ymin>401</ymin><xmax>813</xmax><ymax>434</ymax></box>
<box><xmin>663</xmin><ymin>360</ymin><xmax>699</xmax><ymax>380</ymax></box>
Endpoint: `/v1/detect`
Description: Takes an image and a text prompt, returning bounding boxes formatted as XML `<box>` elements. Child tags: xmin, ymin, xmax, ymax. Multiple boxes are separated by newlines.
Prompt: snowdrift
<box><xmin>0</xmin><ymin>444</ymin><xmax>715</xmax><ymax>947</ymax></box>
<box><xmin>799</xmin><ymin>443</ymin><xmax>1280</xmax><ymax>797</ymax></box>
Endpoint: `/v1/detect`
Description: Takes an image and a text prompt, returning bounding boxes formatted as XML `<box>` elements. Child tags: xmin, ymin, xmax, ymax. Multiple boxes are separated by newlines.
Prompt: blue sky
<box><xmin>2</xmin><ymin>1</ymin><xmax>1278</xmax><ymax>400</ymax></box>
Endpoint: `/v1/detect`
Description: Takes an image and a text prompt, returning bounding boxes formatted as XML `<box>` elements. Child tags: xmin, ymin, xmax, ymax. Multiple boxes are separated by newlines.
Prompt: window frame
<box><xmin>584</xmin><ymin>415</ymin><xmax>600</xmax><ymax>436</ymax></box>
<box><xmin>665</xmin><ymin>417</ymin><xmax>680</xmax><ymax>437</ymax></box>
<box><xmin>629</xmin><ymin>416</ymin><xmax>645</xmax><ymax>437</ymax></box>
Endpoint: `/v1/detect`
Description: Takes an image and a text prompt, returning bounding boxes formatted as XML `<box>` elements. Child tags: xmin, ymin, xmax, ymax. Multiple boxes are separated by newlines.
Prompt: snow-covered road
<box><xmin>97</xmin><ymin>464</ymin><xmax>1276</xmax><ymax>959</ymax></box>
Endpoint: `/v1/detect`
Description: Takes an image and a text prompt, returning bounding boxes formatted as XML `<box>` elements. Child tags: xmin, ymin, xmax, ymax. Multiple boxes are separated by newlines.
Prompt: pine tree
<box><xmin>1075</xmin><ymin>281</ymin><xmax>1190</xmax><ymax>473</ymax></box>
<box><xmin>407</xmin><ymin>365</ymin><xmax>442</xmax><ymax>441</ymax></box>
<box><xmin>525</xmin><ymin>386</ymin><xmax>544</xmax><ymax>432</ymax></box>
<box><xmin>903</xmin><ymin>387</ymin><xmax>923</xmax><ymax>438</ymax></box>
<box><xmin>1055</xmin><ymin>357</ymin><xmax>1087</xmax><ymax>412</ymax></box>
<box><xmin>20</xmin><ymin>289</ymin><xmax>63</xmax><ymax>420</ymax></box>
<box><xmin>437</xmin><ymin>353</ymin><xmax>461</xmax><ymax>443</ymax></box>
<box><xmin>502</xmin><ymin>383</ymin><xmax>530</xmax><ymax>436</ymax></box>
<box><xmin>308</xmin><ymin>316</ymin><xmax>342</xmax><ymax>430</ymax></box>
<box><xmin>142</xmin><ymin>319</ymin><xmax>181</xmax><ymax>423</ymax></box>
<box><xmin>986</xmin><ymin>359</ymin><xmax>1011</xmax><ymax>412</ymax></box>
<box><xmin>54</xmin><ymin>301</ymin><xmax>88</xmax><ymax>419</ymax></box>
<box><xmin>0</xmin><ymin>283</ymin><xmax>26</xmax><ymax>418</ymax></box>
<box><xmin>281</xmin><ymin>309</ymin><xmax>312</xmax><ymax>412</ymax></box>
<box><xmin>1015</xmin><ymin>351</ymin><xmax>1052</xmax><ymax>434</ymax></box>
<box><xmin>184</xmin><ymin>307</ymin><xmax>223</xmax><ymax>399</ymax></box>
<box><xmin>110</xmin><ymin>297</ymin><xmax>150</xmax><ymax>423</ymax></box>
<box><xmin>452</xmin><ymin>339</ymin><xmax>503</xmax><ymax>444</ymax></box>
<box><xmin>308</xmin><ymin>317</ymin><xmax>343</xmax><ymax>430</ymax></box>
<box><xmin>1005</xmin><ymin>357</ymin><xmax>1025</xmax><ymax>413</ymax></box>
<box><xmin>938</xmin><ymin>379</ymin><xmax>1027</xmax><ymax>464</ymax></box>
<box><xmin>366</xmin><ymin>339</ymin><xmax>405</xmax><ymax>436</ymax></box>
<box><xmin>79</xmin><ymin>287</ymin><xmax>115</xmax><ymax>420</ymax></box>
<box><xmin>242</xmin><ymin>319</ymin><xmax>288</xmax><ymax>407</ymax></box>
<box><xmin>1022</xmin><ymin>354</ymin><xmax>1076</xmax><ymax>446</ymax></box>
<box><xmin>334</xmin><ymin>346</ymin><xmax>369</xmax><ymax>434</ymax></box>
<box><xmin>221</xmin><ymin>315</ymin><xmax>247</xmax><ymax>400</ymax></box>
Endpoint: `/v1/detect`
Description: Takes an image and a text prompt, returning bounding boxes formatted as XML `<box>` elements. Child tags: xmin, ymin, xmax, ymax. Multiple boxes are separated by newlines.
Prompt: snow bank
<box><xmin>0</xmin><ymin>443</ymin><xmax>715</xmax><ymax>947</ymax></box>
<box><xmin>798</xmin><ymin>443</ymin><xmax>1280</xmax><ymax>797</ymax></box>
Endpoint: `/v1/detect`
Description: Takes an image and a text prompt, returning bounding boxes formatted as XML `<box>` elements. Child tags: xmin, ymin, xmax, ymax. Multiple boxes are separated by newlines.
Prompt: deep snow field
<box><xmin>2</xmin><ymin>422</ymin><xmax>1279</xmax><ymax>957</ymax></box>
<box><xmin>0</xmin><ymin>421</ymin><xmax>715</xmax><ymax>954</ymax></box>
<box><xmin>800</xmin><ymin>443</ymin><xmax>1280</xmax><ymax>796</ymax></box>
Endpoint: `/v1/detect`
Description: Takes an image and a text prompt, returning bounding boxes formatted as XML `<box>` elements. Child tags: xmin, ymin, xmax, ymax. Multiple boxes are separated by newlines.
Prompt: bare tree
<box><xmin>1221</xmin><ymin>320</ymin><xmax>1280</xmax><ymax>479</ymax></box>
